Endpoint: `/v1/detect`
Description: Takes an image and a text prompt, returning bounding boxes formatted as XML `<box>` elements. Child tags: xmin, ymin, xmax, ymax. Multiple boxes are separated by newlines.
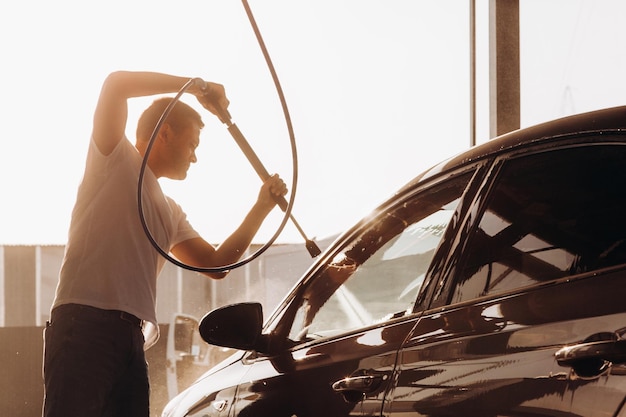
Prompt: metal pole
<box><xmin>470</xmin><ymin>0</ymin><xmax>476</xmax><ymax>147</ymax></box>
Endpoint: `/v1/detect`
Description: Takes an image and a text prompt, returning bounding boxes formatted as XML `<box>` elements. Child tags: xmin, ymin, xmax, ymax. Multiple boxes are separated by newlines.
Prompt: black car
<box><xmin>162</xmin><ymin>106</ymin><xmax>626</xmax><ymax>417</ymax></box>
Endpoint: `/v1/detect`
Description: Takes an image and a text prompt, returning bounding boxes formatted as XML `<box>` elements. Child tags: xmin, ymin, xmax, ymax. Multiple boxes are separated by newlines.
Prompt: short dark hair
<box><xmin>136</xmin><ymin>97</ymin><xmax>204</xmax><ymax>142</ymax></box>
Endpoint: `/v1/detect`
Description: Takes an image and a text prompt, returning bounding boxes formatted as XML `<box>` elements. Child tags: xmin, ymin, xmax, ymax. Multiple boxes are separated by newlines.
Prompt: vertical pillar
<box><xmin>0</xmin><ymin>246</ymin><xmax>5</xmax><ymax>326</ymax></box>
<box><xmin>489</xmin><ymin>0</ymin><xmax>520</xmax><ymax>137</ymax></box>
<box><xmin>469</xmin><ymin>0</ymin><xmax>476</xmax><ymax>147</ymax></box>
<box><xmin>4</xmin><ymin>246</ymin><xmax>36</xmax><ymax>326</ymax></box>
<box><xmin>176</xmin><ymin>267</ymin><xmax>183</xmax><ymax>314</ymax></box>
<box><xmin>35</xmin><ymin>246</ymin><xmax>42</xmax><ymax>326</ymax></box>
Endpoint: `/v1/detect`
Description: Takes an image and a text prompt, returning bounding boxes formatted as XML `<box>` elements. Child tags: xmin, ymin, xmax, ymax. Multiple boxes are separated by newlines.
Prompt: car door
<box><xmin>225</xmin><ymin>170</ymin><xmax>479</xmax><ymax>417</ymax></box>
<box><xmin>385</xmin><ymin>140</ymin><xmax>626</xmax><ymax>416</ymax></box>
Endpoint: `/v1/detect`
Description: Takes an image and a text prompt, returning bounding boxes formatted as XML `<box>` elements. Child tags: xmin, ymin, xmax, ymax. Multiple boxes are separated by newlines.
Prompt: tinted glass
<box><xmin>453</xmin><ymin>144</ymin><xmax>626</xmax><ymax>303</ymax></box>
<box><xmin>287</xmin><ymin>173</ymin><xmax>473</xmax><ymax>342</ymax></box>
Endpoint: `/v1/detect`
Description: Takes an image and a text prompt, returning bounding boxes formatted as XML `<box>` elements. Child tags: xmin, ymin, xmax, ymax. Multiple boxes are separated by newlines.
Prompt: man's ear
<box><xmin>158</xmin><ymin>123</ymin><xmax>173</xmax><ymax>143</ymax></box>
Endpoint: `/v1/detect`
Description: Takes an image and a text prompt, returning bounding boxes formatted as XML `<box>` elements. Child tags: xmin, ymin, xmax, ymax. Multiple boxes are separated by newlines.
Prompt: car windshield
<box><xmin>287</xmin><ymin>172</ymin><xmax>473</xmax><ymax>342</ymax></box>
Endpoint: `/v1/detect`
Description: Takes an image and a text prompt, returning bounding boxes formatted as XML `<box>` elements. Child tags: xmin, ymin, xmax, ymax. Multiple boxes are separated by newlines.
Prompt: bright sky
<box><xmin>2</xmin><ymin>1</ymin><xmax>626</xmax><ymax>246</ymax></box>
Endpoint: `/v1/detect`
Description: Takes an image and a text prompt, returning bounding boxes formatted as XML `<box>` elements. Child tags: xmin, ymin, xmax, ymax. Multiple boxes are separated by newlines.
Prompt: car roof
<box><xmin>320</xmin><ymin>105</ymin><xmax>626</xmax><ymax>257</ymax></box>
<box><xmin>402</xmin><ymin>105</ymin><xmax>626</xmax><ymax>191</ymax></box>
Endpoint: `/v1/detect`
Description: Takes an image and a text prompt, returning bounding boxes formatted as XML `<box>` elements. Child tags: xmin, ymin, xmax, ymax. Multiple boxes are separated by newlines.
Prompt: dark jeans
<box><xmin>43</xmin><ymin>304</ymin><xmax>149</xmax><ymax>417</ymax></box>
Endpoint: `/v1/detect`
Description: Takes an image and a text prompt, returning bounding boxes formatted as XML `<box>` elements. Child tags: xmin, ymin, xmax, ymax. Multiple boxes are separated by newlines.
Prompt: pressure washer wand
<box><xmin>215</xmin><ymin>109</ymin><xmax>321</xmax><ymax>258</ymax></box>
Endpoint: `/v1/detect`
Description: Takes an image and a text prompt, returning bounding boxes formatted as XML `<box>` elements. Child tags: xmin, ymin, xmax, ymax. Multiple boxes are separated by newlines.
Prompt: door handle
<box><xmin>332</xmin><ymin>374</ymin><xmax>384</xmax><ymax>394</ymax></box>
<box><xmin>332</xmin><ymin>372</ymin><xmax>389</xmax><ymax>404</ymax></box>
<box><xmin>555</xmin><ymin>339</ymin><xmax>626</xmax><ymax>366</ymax></box>
<box><xmin>332</xmin><ymin>370</ymin><xmax>390</xmax><ymax>403</ymax></box>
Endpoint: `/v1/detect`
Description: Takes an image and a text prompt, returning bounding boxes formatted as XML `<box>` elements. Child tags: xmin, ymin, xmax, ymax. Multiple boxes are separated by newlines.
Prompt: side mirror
<box><xmin>199</xmin><ymin>302</ymin><xmax>263</xmax><ymax>351</ymax></box>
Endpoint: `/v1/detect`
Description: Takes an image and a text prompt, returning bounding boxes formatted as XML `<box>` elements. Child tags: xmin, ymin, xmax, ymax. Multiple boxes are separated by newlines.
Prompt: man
<box><xmin>43</xmin><ymin>71</ymin><xmax>287</xmax><ymax>417</ymax></box>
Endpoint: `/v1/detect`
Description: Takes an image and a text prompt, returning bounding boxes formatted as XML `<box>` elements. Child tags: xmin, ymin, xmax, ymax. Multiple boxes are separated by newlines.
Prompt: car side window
<box><xmin>452</xmin><ymin>144</ymin><xmax>626</xmax><ymax>303</ymax></box>
<box><xmin>287</xmin><ymin>173</ymin><xmax>473</xmax><ymax>342</ymax></box>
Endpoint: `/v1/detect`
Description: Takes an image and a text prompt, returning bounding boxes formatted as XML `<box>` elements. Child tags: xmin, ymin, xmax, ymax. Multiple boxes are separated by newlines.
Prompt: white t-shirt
<box><xmin>52</xmin><ymin>137</ymin><xmax>200</xmax><ymax>348</ymax></box>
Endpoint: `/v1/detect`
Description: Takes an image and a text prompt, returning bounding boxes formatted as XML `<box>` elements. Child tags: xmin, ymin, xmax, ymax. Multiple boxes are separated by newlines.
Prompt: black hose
<box><xmin>138</xmin><ymin>0</ymin><xmax>320</xmax><ymax>273</ymax></box>
<box><xmin>138</xmin><ymin>78</ymin><xmax>293</xmax><ymax>273</ymax></box>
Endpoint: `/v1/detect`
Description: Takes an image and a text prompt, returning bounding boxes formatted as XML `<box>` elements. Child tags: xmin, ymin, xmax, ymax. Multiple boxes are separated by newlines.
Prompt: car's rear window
<box><xmin>452</xmin><ymin>143</ymin><xmax>626</xmax><ymax>303</ymax></box>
